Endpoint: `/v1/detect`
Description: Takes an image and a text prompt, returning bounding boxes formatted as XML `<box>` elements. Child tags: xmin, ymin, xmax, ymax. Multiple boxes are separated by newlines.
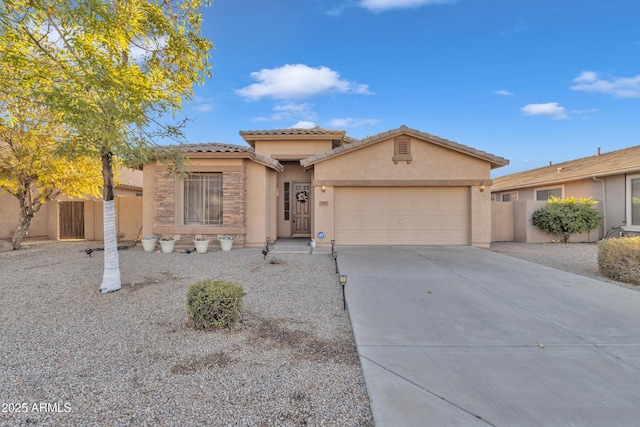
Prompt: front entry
<box><xmin>292</xmin><ymin>182</ymin><xmax>311</xmax><ymax>237</ymax></box>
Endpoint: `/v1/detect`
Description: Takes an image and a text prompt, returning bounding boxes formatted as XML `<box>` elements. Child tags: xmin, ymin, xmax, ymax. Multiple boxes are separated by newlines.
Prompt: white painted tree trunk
<box><xmin>100</xmin><ymin>200</ymin><xmax>122</xmax><ymax>293</ymax></box>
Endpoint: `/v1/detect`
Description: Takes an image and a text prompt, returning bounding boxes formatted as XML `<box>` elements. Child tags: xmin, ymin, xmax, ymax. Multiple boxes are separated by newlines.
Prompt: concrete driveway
<box><xmin>338</xmin><ymin>246</ymin><xmax>640</xmax><ymax>426</ymax></box>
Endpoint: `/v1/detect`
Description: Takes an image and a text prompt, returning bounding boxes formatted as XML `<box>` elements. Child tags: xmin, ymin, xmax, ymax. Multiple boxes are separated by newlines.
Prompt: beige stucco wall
<box><xmin>470</xmin><ymin>187</ymin><xmax>492</xmax><ymax>247</ymax></box>
<box><xmin>245</xmin><ymin>161</ymin><xmax>277</xmax><ymax>247</ymax></box>
<box><xmin>0</xmin><ymin>190</ymin><xmax>50</xmax><ymax>240</ymax></box>
<box><xmin>313</xmin><ymin>138</ymin><xmax>490</xmax><ymax>182</ymax></box>
<box><xmin>601</xmin><ymin>175</ymin><xmax>626</xmax><ymax>231</ymax></box>
<box><xmin>254</xmin><ymin>140</ymin><xmax>333</xmax><ymax>160</ymax></box>
<box><xmin>309</xmin><ymin>136</ymin><xmax>493</xmax><ymax>247</ymax></box>
<box><xmin>491</xmin><ymin>175</ymin><xmax>634</xmax><ymax>241</ymax></box>
<box><xmin>491</xmin><ymin>201</ymin><xmax>514</xmax><ymax>242</ymax></box>
<box><xmin>0</xmin><ymin>191</ymin><xmax>142</xmax><ymax>242</ymax></box>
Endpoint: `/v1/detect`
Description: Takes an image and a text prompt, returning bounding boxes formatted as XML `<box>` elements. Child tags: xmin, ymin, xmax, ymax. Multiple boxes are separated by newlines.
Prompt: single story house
<box><xmin>491</xmin><ymin>145</ymin><xmax>640</xmax><ymax>242</ymax></box>
<box><xmin>142</xmin><ymin>125</ymin><xmax>508</xmax><ymax>248</ymax></box>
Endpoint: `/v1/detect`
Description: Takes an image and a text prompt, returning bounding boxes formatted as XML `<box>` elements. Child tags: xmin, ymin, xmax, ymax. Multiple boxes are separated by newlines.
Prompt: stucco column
<box><xmin>313</xmin><ymin>184</ymin><xmax>334</xmax><ymax>247</ymax></box>
<box><xmin>470</xmin><ymin>185</ymin><xmax>491</xmax><ymax>247</ymax></box>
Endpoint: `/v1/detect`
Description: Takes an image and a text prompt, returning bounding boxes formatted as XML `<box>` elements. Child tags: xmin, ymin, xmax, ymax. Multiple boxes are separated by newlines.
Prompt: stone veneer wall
<box><xmin>153</xmin><ymin>169</ymin><xmax>247</xmax><ymax>245</ymax></box>
<box><xmin>221</xmin><ymin>171</ymin><xmax>246</xmax><ymax>245</ymax></box>
<box><xmin>154</xmin><ymin>170</ymin><xmax>175</xmax><ymax>228</ymax></box>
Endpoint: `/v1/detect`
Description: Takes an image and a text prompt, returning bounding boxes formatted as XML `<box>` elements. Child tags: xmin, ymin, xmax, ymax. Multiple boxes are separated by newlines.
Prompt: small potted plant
<box><xmin>194</xmin><ymin>237</ymin><xmax>210</xmax><ymax>254</ymax></box>
<box><xmin>218</xmin><ymin>234</ymin><xmax>235</xmax><ymax>252</ymax></box>
<box><xmin>141</xmin><ymin>236</ymin><xmax>157</xmax><ymax>252</ymax></box>
<box><xmin>159</xmin><ymin>236</ymin><xmax>176</xmax><ymax>253</ymax></box>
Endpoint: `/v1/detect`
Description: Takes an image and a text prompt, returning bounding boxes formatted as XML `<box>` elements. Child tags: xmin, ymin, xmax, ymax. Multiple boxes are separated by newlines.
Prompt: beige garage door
<box><xmin>334</xmin><ymin>187</ymin><xmax>470</xmax><ymax>245</ymax></box>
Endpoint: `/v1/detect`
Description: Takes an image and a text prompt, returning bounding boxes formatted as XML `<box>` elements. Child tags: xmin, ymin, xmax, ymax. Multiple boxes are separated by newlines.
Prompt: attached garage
<box><xmin>334</xmin><ymin>187</ymin><xmax>470</xmax><ymax>245</ymax></box>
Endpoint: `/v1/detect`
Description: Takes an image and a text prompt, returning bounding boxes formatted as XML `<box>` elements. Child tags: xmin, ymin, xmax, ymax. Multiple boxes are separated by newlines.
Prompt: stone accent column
<box><xmin>222</xmin><ymin>171</ymin><xmax>247</xmax><ymax>244</ymax></box>
<box><xmin>155</xmin><ymin>171</ymin><xmax>175</xmax><ymax>229</ymax></box>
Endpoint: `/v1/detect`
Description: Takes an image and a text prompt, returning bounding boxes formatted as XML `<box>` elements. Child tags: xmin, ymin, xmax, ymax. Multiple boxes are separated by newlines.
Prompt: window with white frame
<box><xmin>627</xmin><ymin>175</ymin><xmax>640</xmax><ymax>229</ymax></box>
<box><xmin>183</xmin><ymin>174</ymin><xmax>222</xmax><ymax>225</ymax></box>
<box><xmin>535</xmin><ymin>187</ymin><xmax>562</xmax><ymax>201</ymax></box>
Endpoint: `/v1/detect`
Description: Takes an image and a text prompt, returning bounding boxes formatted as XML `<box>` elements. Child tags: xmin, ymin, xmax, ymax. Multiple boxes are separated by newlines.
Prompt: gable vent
<box><xmin>393</xmin><ymin>137</ymin><xmax>412</xmax><ymax>164</ymax></box>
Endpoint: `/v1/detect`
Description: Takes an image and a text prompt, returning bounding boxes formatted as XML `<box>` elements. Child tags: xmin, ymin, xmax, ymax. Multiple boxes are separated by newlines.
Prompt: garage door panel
<box><xmin>335</xmin><ymin>187</ymin><xmax>469</xmax><ymax>245</ymax></box>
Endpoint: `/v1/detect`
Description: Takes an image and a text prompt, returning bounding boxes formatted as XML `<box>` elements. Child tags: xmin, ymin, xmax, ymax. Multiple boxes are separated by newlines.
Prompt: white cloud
<box><xmin>194</xmin><ymin>104</ymin><xmax>214</xmax><ymax>112</ymax></box>
<box><xmin>250</xmin><ymin>103</ymin><xmax>318</xmax><ymax>123</ymax></box>
<box><xmin>570</xmin><ymin>70</ymin><xmax>640</xmax><ymax>98</ymax></box>
<box><xmin>359</xmin><ymin>0</ymin><xmax>455</xmax><ymax>12</ymax></box>
<box><xmin>326</xmin><ymin>118</ymin><xmax>380</xmax><ymax>127</ymax></box>
<box><xmin>291</xmin><ymin>121</ymin><xmax>317</xmax><ymax>129</ymax></box>
<box><xmin>495</xmin><ymin>89</ymin><xmax>513</xmax><ymax>96</ymax></box>
<box><xmin>520</xmin><ymin>102</ymin><xmax>568</xmax><ymax>120</ymax></box>
<box><xmin>274</xmin><ymin>103</ymin><xmax>317</xmax><ymax>120</ymax></box>
<box><xmin>235</xmin><ymin>64</ymin><xmax>371</xmax><ymax>100</ymax></box>
<box><xmin>571</xmin><ymin>108</ymin><xmax>599</xmax><ymax>114</ymax></box>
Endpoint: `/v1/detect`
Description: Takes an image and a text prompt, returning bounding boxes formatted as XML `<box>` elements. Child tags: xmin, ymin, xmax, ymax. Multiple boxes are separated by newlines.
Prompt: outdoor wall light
<box><xmin>479</xmin><ymin>183</ymin><xmax>486</xmax><ymax>192</ymax></box>
<box><xmin>321</xmin><ymin>183</ymin><xmax>327</xmax><ymax>192</ymax></box>
<box><xmin>339</xmin><ymin>275</ymin><xmax>347</xmax><ymax>309</ymax></box>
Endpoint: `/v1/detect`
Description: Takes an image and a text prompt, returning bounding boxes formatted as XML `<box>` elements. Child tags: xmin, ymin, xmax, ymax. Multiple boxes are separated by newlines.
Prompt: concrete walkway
<box><xmin>268</xmin><ymin>238</ymin><xmax>332</xmax><ymax>255</ymax></box>
<box><xmin>338</xmin><ymin>246</ymin><xmax>640</xmax><ymax>426</ymax></box>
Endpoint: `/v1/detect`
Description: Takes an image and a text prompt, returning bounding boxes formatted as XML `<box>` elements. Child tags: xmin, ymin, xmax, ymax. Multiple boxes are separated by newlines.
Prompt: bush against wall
<box><xmin>598</xmin><ymin>237</ymin><xmax>640</xmax><ymax>286</ymax></box>
<box><xmin>532</xmin><ymin>197</ymin><xmax>602</xmax><ymax>243</ymax></box>
<box><xmin>187</xmin><ymin>279</ymin><xmax>246</xmax><ymax>330</ymax></box>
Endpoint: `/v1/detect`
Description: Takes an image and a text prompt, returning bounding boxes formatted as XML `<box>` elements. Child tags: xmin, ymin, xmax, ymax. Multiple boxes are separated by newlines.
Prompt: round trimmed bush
<box><xmin>187</xmin><ymin>279</ymin><xmax>246</xmax><ymax>329</ymax></box>
<box><xmin>598</xmin><ymin>237</ymin><xmax>640</xmax><ymax>285</ymax></box>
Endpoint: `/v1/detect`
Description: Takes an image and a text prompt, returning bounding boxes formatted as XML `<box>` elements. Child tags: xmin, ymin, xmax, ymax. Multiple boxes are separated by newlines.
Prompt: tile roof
<box><xmin>239</xmin><ymin>126</ymin><xmax>346</xmax><ymax>137</ymax></box>
<box><xmin>163</xmin><ymin>142</ymin><xmax>282</xmax><ymax>171</ymax></box>
<box><xmin>176</xmin><ymin>143</ymin><xmax>251</xmax><ymax>153</ymax></box>
<box><xmin>301</xmin><ymin>125</ymin><xmax>509</xmax><ymax>169</ymax></box>
<box><xmin>492</xmin><ymin>145</ymin><xmax>640</xmax><ymax>191</ymax></box>
<box><xmin>116</xmin><ymin>167</ymin><xmax>143</xmax><ymax>190</ymax></box>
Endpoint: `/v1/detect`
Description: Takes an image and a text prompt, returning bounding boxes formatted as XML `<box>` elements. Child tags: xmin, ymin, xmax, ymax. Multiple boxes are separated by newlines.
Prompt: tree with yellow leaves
<box><xmin>0</xmin><ymin>0</ymin><xmax>212</xmax><ymax>292</ymax></box>
<box><xmin>0</xmin><ymin>92</ymin><xmax>104</xmax><ymax>249</ymax></box>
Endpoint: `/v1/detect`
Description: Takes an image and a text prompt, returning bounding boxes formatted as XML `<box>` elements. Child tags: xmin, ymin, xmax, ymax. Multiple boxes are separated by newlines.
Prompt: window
<box><xmin>183</xmin><ymin>174</ymin><xmax>222</xmax><ymax>225</ymax></box>
<box><xmin>627</xmin><ymin>175</ymin><xmax>640</xmax><ymax>228</ymax></box>
<box><xmin>501</xmin><ymin>192</ymin><xmax>518</xmax><ymax>202</ymax></box>
<box><xmin>536</xmin><ymin>187</ymin><xmax>562</xmax><ymax>201</ymax></box>
<box><xmin>283</xmin><ymin>182</ymin><xmax>290</xmax><ymax>221</ymax></box>
<box><xmin>392</xmin><ymin>136</ymin><xmax>412</xmax><ymax>164</ymax></box>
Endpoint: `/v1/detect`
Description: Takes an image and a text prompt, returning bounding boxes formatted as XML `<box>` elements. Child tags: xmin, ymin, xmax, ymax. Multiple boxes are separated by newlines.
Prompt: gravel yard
<box><xmin>0</xmin><ymin>241</ymin><xmax>373</xmax><ymax>426</ymax></box>
<box><xmin>488</xmin><ymin>241</ymin><xmax>638</xmax><ymax>291</ymax></box>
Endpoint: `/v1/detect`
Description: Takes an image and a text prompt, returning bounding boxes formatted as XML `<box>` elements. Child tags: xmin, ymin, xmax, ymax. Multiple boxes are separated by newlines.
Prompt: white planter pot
<box><xmin>219</xmin><ymin>239</ymin><xmax>234</xmax><ymax>252</ymax></box>
<box><xmin>141</xmin><ymin>238</ymin><xmax>157</xmax><ymax>252</ymax></box>
<box><xmin>194</xmin><ymin>240</ymin><xmax>209</xmax><ymax>254</ymax></box>
<box><xmin>159</xmin><ymin>240</ymin><xmax>175</xmax><ymax>254</ymax></box>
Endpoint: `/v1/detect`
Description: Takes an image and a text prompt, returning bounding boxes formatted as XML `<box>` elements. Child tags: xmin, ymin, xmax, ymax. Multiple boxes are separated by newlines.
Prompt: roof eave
<box><xmin>492</xmin><ymin>166</ymin><xmax>640</xmax><ymax>192</ymax></box>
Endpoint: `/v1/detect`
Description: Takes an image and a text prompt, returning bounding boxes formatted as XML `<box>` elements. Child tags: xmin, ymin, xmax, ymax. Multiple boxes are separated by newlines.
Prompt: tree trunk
<box><xmin>100</xmin><ymin>151</ymin><xmax>121</xmax><ymax>293</ymax></box>
<box><xmin>11</xmin><ymin>210</ymin><xmax>33</xmax><ymax>250</ymax></box>
<box><xmin>10</xmin><ymin>183</ymin><xmax>44</xmax><ymax>250</ymax></box>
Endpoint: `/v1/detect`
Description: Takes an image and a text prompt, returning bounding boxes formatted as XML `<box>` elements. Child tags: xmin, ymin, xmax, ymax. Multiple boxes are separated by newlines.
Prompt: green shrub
<box><xmin>186</xmin><ymin>279</ymin><xmax>246</xmax><ymax>329</ymax></box>
<box><xmin>598</xmin><ymin>237</ymin><xmax>640</xmax><ymax>285</ymax></box>
<box><xmin>532</xmin><ymin>197</ymin><xmax>602</xmax><ymax>243</ymax></box>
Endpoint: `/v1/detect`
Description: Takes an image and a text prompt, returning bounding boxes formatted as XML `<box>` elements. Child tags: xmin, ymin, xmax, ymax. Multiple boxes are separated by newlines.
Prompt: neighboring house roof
<box><xmin>492</xmin><ymin>145</ymin><xmax>640</xmax><ymax>191</ymax></box>
<box><xmin>166</xmin><ymin>142</ymin><xmax>283</xmax><ymax>172</ymax></box>
<box><xmin>240</xmin><ymin>126</ymin><xmax>347</xmax><ymax>149</ymax></box>
<box><xmin>301</xmin><ymin>125</ymin><xmax>509</xmax><ymax>169</ymax></box>
<box><xmin>117</xmin><ymin>167</ymin><xmax>143</xmax><ymax>191</ymax></box>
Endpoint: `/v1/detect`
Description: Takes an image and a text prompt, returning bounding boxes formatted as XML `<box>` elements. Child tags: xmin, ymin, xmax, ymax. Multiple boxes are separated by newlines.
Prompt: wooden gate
<box><xmin>59</xmin><ymin>201</ymin><xmax>85</xmax><ymax>239</ymax></box>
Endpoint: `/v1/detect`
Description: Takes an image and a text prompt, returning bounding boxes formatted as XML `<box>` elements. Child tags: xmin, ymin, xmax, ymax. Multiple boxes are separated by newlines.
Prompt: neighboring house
<box><xmin>142</xmin><ymin>125</ymin><xmax>508</xmax><ymax>248</ymax></box>
<box><xmin>491</xmin><ymin>145</ymin><xmax>640</xmax><ymax>242</ymax></box>
<box><xmin>0</xmin><ymin>168</ymin><xmax>143</xmax><ymax>242</ymax></box>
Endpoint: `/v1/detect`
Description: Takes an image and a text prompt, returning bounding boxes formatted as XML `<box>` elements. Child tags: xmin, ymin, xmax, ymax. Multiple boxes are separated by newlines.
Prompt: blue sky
<box><xmin>179</xmin><ymin>0</ymin><xmax>640</xmax><ymax>177</ymax></box>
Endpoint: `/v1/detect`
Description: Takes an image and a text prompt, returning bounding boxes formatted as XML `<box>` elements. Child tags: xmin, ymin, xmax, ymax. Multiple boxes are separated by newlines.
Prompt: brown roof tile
<box><xmin>492</xmin><ymin>145</ymin><xmax>640</xmax><ymax>191</ymax></box>
<box><xmin>239</xmin><ymin>126</ymin><xmax>346</xmax><ymax>137</ymax></box>
<box><xmin>162</xmin><ymin>142</ymin><xmax>282</xmax><ymax>171</ymax></box>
